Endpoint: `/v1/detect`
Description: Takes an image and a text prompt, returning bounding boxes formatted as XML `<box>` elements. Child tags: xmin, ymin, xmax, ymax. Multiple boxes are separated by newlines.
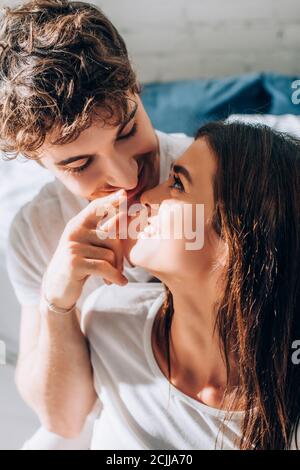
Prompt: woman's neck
<box><xmin>153</xmin><ymin>275</ymin><xmax>241</xmax><ymax>410</ymax></box>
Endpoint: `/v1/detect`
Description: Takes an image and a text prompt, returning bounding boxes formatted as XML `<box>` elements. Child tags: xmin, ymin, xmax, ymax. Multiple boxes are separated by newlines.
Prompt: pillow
<box><xmin>142</xmin><ymin>73</ymin><xmax>300</xmax><ymax>136</ymax></box>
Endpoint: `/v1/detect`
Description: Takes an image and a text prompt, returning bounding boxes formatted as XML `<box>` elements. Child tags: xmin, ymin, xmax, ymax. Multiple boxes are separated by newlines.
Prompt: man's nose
<box><xmin>104</xmin><ymin>152</ymin><xmax>138</xmax><ymax>189</ymax></box>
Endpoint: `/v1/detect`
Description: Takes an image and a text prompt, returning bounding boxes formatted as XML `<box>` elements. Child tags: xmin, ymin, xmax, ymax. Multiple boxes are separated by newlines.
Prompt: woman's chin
<box><xmin>128</xmin><ymin>240</ymin><xmax>149</xmax><ymax>270</ymax></box>
<box><xmin>129</xmin><ymin>241</ymin><xmax>174</xmax><ymax>287</ymax></box>
<box><xmin>129</xmin><ymin>237</ymin><xmax>160</xmax><ymax>273</ymax></box>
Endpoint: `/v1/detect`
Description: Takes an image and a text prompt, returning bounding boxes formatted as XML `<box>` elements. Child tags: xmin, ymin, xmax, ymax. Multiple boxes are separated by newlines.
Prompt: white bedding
<box><xmin>0</xmin><ymin>114</ymin><xmax>299</xmax><ymax>450</ymax></box>
<box><xmin>228</xmin><ymin>113</ymin><xmax>300</xmax><ymax>138</ymax></box>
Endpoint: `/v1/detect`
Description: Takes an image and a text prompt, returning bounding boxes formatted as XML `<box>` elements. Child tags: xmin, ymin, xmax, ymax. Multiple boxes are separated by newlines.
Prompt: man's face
<box><xmin>39</xmin><ymin>94</ymin><xmax>159</xmax><ymax>205</ymax></box>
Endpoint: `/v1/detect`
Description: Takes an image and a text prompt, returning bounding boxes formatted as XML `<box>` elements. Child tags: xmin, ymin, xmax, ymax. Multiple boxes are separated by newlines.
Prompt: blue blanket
<box><xmin>142</xmin><ymin>73</ymin><xmax>300</xmax><ymax>136</ymax></box>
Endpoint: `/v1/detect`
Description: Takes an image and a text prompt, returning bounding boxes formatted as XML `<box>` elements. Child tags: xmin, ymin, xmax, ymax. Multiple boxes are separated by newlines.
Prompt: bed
<box><xmin>0</xmin><ymin>72</ymin><xmax>299</xmax><ymax>449</ymax></box>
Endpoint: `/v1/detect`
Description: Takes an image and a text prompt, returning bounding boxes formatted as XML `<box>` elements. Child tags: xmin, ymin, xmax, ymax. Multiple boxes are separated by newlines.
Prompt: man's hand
<box><xmin>44</xmin><ymin>189</ymin><xmax>128</xmax><ymax>310</ymax></box>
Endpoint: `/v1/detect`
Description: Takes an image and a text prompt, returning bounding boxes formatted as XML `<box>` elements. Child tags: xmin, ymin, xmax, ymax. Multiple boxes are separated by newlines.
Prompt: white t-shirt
<box><xmin>6</xmin><ymin>130</ymin><xmax>193</xmax><ymax>308</ymax></box>
<box><xmin>82</xmin><ymin>283</ymin><xmax>244</xmax><ymax>450</ymax></box>
<box><xmin>81</xmin><ymin>283</ymin><xmax>300</xmax><ymax>450</ymax></box>
<box><xmin>82</xmin><ymin>282</ymin><xmax>300</xmax><ymax>451</ymax></box>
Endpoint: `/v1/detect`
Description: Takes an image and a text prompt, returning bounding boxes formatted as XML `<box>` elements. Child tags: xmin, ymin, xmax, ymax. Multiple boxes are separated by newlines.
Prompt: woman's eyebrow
<box><xmin>171</xmin><ymin>162</ymin><xmax>193</xmax><ymax>184</ymax></box>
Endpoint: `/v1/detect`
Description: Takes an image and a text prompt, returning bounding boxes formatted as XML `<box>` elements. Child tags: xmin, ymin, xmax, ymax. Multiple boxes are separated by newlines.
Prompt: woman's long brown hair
<box><xmin>160</xmin><ymin>121</ymin><xmax>300</xmax><ymax>449</ymax></box>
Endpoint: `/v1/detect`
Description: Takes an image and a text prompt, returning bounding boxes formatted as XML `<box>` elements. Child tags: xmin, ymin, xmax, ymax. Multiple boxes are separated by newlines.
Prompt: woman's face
<box><xmin>38</xmin><ymin>94</ymin><xmax>159</xmax><ymax>205</ymax></box>
<box><xmin>130</xmin><ymin>138</ymin><xmax>226</xmax><ymax>283</ymax></box>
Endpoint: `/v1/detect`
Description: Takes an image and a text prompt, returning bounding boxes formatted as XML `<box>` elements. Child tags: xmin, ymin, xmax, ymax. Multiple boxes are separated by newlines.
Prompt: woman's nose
<box><xmin>140</xmin><ymin>184</ymin><xmax>165</xmax><ymax>216</ymax></box>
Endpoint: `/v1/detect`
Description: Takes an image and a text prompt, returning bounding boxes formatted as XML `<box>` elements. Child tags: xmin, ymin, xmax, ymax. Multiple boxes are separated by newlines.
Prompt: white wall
<box><xmin>101</xmin><ymin>0</ymin><xmax>300</xmax><ymax>82</ymax></box>
<box><xmin>3</xmin><ymin>0</ymin><xmax>300</xmax><ymax>82</ymax></box>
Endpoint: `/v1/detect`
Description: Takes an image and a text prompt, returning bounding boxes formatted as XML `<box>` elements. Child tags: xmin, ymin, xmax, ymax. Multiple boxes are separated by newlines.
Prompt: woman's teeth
<box><xmin>143</xmin><ymin>224</ymin><xmax>156</xmax><ymax>235</ymax></box>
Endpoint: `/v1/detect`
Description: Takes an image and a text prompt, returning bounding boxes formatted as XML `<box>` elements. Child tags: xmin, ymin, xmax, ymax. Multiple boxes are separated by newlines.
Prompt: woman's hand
<box><xmin>43</xmin><ymin>190</ymin><xmax>128</xmax><ymax>310</ymax></box>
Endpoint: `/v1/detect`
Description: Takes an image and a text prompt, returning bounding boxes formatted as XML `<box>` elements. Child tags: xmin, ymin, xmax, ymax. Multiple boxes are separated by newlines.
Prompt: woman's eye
<box><xmin>63</xmin><ymin>158</ymin><xmax>93</xmax><ymax>175</ymax></box>
<box><xmin>117</xmin><ymin>122</ymin><xmax>138</xmax><ymax>141</ymax></box>
<box><xmin>168</xmin><ymin>174</ymin><xmax>185</xmax><ymax>192</ymax></box>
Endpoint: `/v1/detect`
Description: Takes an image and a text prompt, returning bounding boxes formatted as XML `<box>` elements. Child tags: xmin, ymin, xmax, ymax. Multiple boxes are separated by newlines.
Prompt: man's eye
<box><xmin>117</xmin><ymin>122</ymin><xmax>138</xmax><ymax>141</ymax></box>
<box><xmin>63</xmin><ymin>158</ymin><xmax>93</xmax><ymax>175</ymax></box>
<box><xmin>168</xmin><ymin>174</ymin><xmax>185</xmax><ymax>192</ymax></box>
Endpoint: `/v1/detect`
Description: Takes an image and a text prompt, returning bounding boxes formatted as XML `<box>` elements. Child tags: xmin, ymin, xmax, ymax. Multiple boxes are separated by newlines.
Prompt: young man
<box><xmin>0</xmin><ymin>0</ymin><xmax>193</xmax><ymax>449</ymax></box>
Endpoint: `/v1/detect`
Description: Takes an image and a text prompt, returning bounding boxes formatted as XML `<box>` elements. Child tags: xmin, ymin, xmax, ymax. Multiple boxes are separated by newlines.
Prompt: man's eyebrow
<box><xmin>56</xmin><ymin>154</ymin><xmax>95</xmax><ymax>166</ymax></box>
<box><xmin>117</xmin><ymin>102</ymin><xmax>138</xmax><ymax>136</ymax></box>
<box><xmin>56</xmin><ymin>103</ymin><xmax>138</xmax><ymax>166</ymax></box>
<box><xmin>171</xmin><ymin>163</ymin><xmax>193</xmax><ymax>184</ymax></box>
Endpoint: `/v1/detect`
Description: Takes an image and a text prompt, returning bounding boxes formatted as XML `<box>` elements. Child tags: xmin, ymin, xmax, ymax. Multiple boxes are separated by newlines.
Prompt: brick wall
<box><xmin>100</xmin><ymin>0</ymin><xmax>300</xmax><ymax>82</ymax></box>
<box><xmin>4</xmin><ymin>0</ymin><xmax>300</xmax><ymax>82</ymax></box>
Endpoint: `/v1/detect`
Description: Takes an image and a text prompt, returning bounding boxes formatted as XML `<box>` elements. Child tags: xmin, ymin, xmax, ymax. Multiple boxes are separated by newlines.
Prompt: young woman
<box><xmin>80</xmin><ymin>121</ymin><xmax>300</xmax><ymax>450</ymax></box>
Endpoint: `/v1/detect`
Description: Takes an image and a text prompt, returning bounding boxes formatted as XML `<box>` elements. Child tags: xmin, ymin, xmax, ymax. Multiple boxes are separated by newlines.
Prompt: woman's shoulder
<box><xmin>81</xmin><ymin>283</ymin><xmax>165</xmax><ymax>381</ymax></box>
<box><xmin>81</xmin><ymin>282</ymin><xmax>165</xmax><ymax>338</ymax></box>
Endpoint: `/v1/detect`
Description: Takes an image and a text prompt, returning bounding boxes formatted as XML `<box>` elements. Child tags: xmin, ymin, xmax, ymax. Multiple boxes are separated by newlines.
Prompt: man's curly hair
<box><xmin>0</xmin><ymin>0</ymin><xmax>139</xmax><ymax>159</ymax></box>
